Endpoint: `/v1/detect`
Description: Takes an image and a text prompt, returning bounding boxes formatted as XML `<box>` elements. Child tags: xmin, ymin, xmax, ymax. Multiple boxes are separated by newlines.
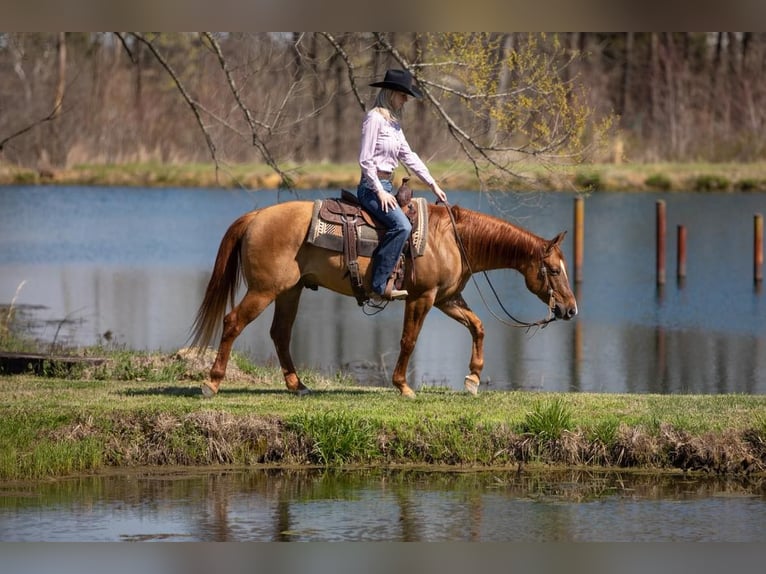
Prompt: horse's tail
<box><xmin>189</xmin><ymin>211</ymin><xmax>257</xmax><ymax>350</ymax></box>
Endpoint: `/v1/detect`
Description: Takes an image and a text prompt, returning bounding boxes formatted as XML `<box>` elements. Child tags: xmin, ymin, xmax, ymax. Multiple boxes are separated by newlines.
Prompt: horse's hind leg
<box><xmin>270</xmin><ymin>285</ymin><xmax>310</xmax><ymax>395</ymax></box>
<box><xmin>436</xmin><ymin>294</ymin><xmax>485</xmax><ymax>395</ymax></box>
<box><xmin>203</xmin><ymin>289</ymin><xmax>273</xmax><ymax>397</ymax></box>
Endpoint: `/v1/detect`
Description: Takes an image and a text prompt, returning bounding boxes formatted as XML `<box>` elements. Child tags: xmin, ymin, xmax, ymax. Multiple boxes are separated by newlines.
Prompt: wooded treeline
<box><xmin>1</xmin><ymin>32</ymin><xmax>765</xmax><ymax>179</ymax></box>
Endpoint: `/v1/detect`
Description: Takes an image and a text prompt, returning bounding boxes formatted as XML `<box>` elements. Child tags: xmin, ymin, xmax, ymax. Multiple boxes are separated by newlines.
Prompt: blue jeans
<box><xmin>357</xmin><ymin>178</ymin><xmax>412</xmax><ymax>295</ymax></box>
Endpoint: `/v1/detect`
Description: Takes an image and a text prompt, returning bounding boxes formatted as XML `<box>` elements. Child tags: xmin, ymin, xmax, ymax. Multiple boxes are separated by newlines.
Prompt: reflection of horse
<box><xmin>191</xmin><ymin>201</ymin><xmax>578</xmax><ymax>398</ymax></box>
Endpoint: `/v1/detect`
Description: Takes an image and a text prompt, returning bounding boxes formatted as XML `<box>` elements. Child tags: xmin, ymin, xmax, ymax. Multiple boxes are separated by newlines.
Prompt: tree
<box><xmin>0</xmin><ymin>33</ymin><xmax>67</xmax><ymax>167</ymax></box>
<box><xmin>13</xmin><ymin>32</ymin><xmax>766</xmax><ymax>182</ymax></box>
<box><xmin>126</xmin><ymin>32</ymin><xmax>611</xmax><ymax>190</ymax></box>
<box><xmin>404</xmin><ymin>32</ymin><xmax>611</xmax><ymax>186</ymax></box>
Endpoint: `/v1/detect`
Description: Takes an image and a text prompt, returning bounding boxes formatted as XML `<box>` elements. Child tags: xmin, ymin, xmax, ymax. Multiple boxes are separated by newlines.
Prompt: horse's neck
<box><xmin>455</xmin><ymin>209</ymin><xmax>543</xmax><ymax>273</ymax></box>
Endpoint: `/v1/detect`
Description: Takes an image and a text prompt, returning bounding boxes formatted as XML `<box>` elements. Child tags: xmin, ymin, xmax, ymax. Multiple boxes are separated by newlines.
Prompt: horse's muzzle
<box><xmin>554</xmin><ymin>303</ymin><xmax>578</xmax><ymax>320</ymax></box>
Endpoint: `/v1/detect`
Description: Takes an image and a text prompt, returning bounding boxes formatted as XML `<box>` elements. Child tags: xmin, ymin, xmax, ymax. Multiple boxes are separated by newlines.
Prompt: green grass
<box><xmin>519</xmin><ymin>396</ymin><xmax>574</xmax><ymax>440</ymax></box>
<box><xmin>2</xmin><ymin>349</ymin><xmax>766</xmax><ymax>480</ymax></box>
<box><xmin>287</xmin><ymin>411</ymin><xmax>379</xmax><ymax>465</ymax></box>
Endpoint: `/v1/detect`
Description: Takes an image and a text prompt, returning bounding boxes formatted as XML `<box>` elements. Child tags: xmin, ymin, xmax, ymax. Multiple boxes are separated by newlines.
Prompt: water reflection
<box><xmin>1</xmin><ymin>186</ymin><xmax>764</xmax><ymax>393</ymax></box>
<box><xmin>1</xmin><ymin>469</ymin><xmax>764</xmax><ymax>541</ymax></box>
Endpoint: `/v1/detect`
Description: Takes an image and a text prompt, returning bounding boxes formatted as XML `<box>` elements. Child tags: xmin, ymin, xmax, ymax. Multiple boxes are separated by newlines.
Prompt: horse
<box><xmin>190</xmin><ymin>200</ymin><xmax>578</xmax><ymax>398</ymax></box>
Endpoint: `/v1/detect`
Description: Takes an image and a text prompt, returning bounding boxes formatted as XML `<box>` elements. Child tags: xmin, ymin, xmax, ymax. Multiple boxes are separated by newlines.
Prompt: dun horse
<box><xmin>190</xmin><ymin>201</ymin><xmax>578</xmax><ymax>398</ymax></box>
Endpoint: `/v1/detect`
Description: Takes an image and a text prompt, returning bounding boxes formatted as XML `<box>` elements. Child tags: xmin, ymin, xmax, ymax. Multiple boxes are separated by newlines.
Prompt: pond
<box><xmin>1</xmin><ymin>185</ymin><xmax>764</xmax><ymax>394</ymax></box>
<box><xmin>2</xmin><ymin>185</ymin><xmax>766</xmax><ymax>547</ymax></box>
<box><xmin>1</xmin><ymin>468</ymin><xmax>765</xmax><ymax>542</ymax></box>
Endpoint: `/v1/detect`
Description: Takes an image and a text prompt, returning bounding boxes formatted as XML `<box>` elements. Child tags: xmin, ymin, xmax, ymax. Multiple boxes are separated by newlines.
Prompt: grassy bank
<box><xmin>4</xmin><ymin>160</ymin><xmax>766</xmax><ymax>192</ymax></box>
<box><xmin>1</xmin><ymin>350</ymin><xmax>765</xmax><ymax>481</ymax></box>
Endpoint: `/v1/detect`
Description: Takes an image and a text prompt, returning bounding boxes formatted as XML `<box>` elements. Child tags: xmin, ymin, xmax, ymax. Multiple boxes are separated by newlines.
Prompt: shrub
<box><xmin>690</xmin><ymin>174</ymin><xmax>730</xmax><ymax>191</ymax></box>
<box><xmin>574</xmin><ymin>171</ymin><xmax>602</xmax><ymax>191</ymax></box>
<box><xmin>644</xmin><ymin>173</ymin><xmax>672</xmax><ymax>191</ymax></box>
<box><xmin>587</xmin><ymin>417</ymin><xmax>621</xmax><ymax>446</ymax></box>
<box><xmin>286</xmin><ymin>411</ymin><xmax>379</xmax><ymax>466</ymax></box>
<box><xmin>735</xmin><ymin>178</ymin><xmax>766</xmax><ymax>192</ymax></box>
<box><xmin>12</xmin><ymin>170</ymin><xmax>38</xmax><ymax>185</ymax></box>
<box><xmin>520</xmin><ymin>396</ymin><xmax>574</xmax><ymax>441</ymax></box>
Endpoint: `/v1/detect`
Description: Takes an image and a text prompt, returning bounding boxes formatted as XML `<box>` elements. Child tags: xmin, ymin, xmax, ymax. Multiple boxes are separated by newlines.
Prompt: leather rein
<box><xmin>443</xmin><ymin>202</ymin><xmax>556</xmax><ymax>331</ymax></box>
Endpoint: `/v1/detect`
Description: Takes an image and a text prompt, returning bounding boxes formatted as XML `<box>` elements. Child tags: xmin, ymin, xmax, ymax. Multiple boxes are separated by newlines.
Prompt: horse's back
<box><xmin>253</xmin><ymin>200</ymin><xmax>315</xmax><ymax>223</ymax></box>
<box><xmin>243</xmin><ymin>200</ymin><xmax>315</xmax><ymax>245</ymax></box>
<box><xmin>239</xmin><ymin>199</ymin><xmax>458</xmax><ymax>299</ymax></box>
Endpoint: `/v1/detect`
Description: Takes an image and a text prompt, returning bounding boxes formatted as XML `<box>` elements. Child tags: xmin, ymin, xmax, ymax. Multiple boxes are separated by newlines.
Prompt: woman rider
<box><xmin>357</xmin><ymin>68</ymin><xmax>447</xmax><ymax>303</ymax></box>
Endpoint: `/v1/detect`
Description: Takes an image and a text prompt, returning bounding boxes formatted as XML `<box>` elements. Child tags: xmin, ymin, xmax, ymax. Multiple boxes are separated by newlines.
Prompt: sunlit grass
<box><xmin>519</xmin><ymin>396</ymin><xmax>574</xmax><ymax>440</ymax></box>
<box><xmin>6</xmin><ymin>161</ymin><xmax>766</xmax><ymax>191</ymax></box>
<box><xmin>1</xmin><ymin>349</ymin><xmax>766</xmax><ymax>480</ymax></box>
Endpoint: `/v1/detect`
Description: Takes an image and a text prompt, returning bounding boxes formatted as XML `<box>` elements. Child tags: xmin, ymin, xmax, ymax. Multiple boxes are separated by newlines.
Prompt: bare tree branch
<box><xmin>372</xmin><ymin>32</ymin><xmax>530</xmax><ymax>186</ymax></box>
<box><xmin>200</xmin><ymin>32</ymin><xmax>293</xmax><ymax>187</ymax></box>
<box><xmin>0</xmin><ymin>105</ymin><xmax>61</xmax><ymax>152</ymax></box>
<box><xmin>130</xmin><ymin>33</ymin><xmax>220</xmax><ymax>174</ymax></box>
<box><xmin>52</xmin><ymin>32</ymin><xmax>66</xmax><ymax>121</ymax></box>
<box><xmin>114</xmin><ymin>32</ymin><xmax>137</xmax><ymax>64</ymax></box>
<box><xmin>372</xmin><ymin>32</ymin><xmax>609</xmax><ymax>192</ymax></box>
<box><xmin>318</xmin><ymin>32</ymin><xmax>366</xmax><ymax>111</ymax></box>
<box><xmin>1</xmin><ymin>34</ymin><xmax>67</xmax><ymax>159</ymax></box>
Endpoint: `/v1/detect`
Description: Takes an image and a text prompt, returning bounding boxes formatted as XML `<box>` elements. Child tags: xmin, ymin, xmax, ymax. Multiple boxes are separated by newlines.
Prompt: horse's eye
<box><xmin>548</xmin><ymin>266</ymin><xmax>561</xmax><ymax>276</ymax></box>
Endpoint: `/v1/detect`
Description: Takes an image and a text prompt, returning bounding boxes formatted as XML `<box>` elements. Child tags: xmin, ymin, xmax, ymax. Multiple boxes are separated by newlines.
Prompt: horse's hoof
<box><xmin>288</xmin><ymin>381</ymin><xmax>311</xmax><ymax>396</ymax></box>
<box><xmin>464</xmin><ymin>374</ymin><xmax>480</xmax><ymax>396</ymax></box>
<box><xmin>201</xmin><ymin>382</ymin><xmax>218</xmax><ymax>398</ymax></box>
<box><xmin>400</xmin><ymin>387</ymin><xmax>417</xmax><ymax>399</ymax></box>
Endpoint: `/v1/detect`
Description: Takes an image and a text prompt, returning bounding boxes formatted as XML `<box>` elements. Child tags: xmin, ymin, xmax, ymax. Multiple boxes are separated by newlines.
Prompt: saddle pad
<box><xmin>307</xmin><ymin>197</ymin><xmax>428</xmax><ymax>258</ymax></box>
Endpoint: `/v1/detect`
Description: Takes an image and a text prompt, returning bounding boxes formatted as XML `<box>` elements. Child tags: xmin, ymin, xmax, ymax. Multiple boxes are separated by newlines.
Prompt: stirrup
<box><xmin>384</xmin><ymin>288</ymin><xmax>409</xmax><ymax>300</ymax></box>
<box><xmin>383</xmin><ymin>275</ymin><xmax>408</xmax><ymax>300</ymax></box>
<box><xmin>366</xmin><ymin>288</ymin><xmax>408</xmax><ymax>307</ymax></box>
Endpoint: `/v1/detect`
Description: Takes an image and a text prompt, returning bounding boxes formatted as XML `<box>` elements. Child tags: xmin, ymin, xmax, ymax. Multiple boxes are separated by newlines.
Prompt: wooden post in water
<box><xmin>656</xmin><ymin>200</ymin><xmax>666</xmax><ymax>286</ymax></box>
<box><xmin>573</xmin><ymin>196</ymin><xmax>584</xmax><ymax>283</ymax></box>
<box><xmin>756</xmin><ymin>213</ymin><xmax>764</xmax><ymax>284</ymax></box>
<box><xmin>677</xmin><ymin>225</ymin><xmax>687</xmax><ymax>285</ymax></box>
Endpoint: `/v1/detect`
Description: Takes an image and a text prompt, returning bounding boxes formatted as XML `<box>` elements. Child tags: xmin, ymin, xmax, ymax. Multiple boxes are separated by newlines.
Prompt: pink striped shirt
<box><xmin>359</xmin><ymin>108</ymin><xmax>436</xmax><ymax>194</ymax></box>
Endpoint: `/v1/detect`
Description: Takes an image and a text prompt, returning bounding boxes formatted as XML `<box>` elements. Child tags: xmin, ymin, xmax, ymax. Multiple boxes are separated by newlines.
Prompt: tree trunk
<box><xmin>291</xmin><ymin>32</ymin><xmax>306</xmax><ymax>162</ymax></box>
<box><xmin>53</xmin><ymin>32</ymin><xmax>66</xmax><ymax>119</ymax></box>
<box><xmin>308</xmin><ymin>33</ymin><xmax>322</xmax><ymax>160</ymax></box>
<box><xmin>648</xmin><ymin>33</ymin><xmax>660</xmax><ymax>160</ymax></box>
<box><xmin>46</xmin><ymin>32</ymin><xmax>67</xmax><ymax>168</ymax></box>
<box><xmin>620</xmin><ymin>32</ymin><xmax>633</xmax><ymax>119</ymax></box>
<box><xmin>332</xmin><ymin>53</ymin><xmax>343</xmax><ymax>163</ymax></box>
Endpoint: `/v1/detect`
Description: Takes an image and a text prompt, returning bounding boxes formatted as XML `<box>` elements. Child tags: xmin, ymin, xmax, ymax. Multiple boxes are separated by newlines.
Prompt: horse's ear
<box><xmin>546</xmin><ymin>231</ymin><xmax>567</xmax><ymax>253</ymax></box>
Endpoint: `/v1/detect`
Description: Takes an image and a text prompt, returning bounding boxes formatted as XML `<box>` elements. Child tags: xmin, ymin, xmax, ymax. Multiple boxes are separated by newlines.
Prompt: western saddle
<box><xmin>313</xmin><ymin>178</ymin><xmax>421</xmax><ymax>305</ymax></box>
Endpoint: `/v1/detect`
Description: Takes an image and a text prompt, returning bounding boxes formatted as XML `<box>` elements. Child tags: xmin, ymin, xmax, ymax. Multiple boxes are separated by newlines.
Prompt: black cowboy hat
<box><xmin>369</xmin><ymin>69</ymin><xmax>423</xmax><ymax>98</ymax></box>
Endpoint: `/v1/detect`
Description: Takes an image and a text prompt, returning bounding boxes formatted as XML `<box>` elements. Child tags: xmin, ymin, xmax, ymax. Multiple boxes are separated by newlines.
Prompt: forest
<box><xmin>1</xmin><ymin>32</ymin><xmax>765</xmax><ymax>187</ymax></box>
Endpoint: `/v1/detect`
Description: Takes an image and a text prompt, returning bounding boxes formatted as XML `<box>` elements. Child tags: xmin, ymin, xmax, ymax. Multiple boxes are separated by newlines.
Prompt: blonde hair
<box><xmin>373</xmin><ymin>88</ymin><xmax>401</xmax><ymax>122</ymax></box>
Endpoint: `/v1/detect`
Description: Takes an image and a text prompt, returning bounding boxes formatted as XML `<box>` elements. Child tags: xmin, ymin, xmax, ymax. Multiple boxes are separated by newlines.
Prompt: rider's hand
<box><xmin>431</xmin><ymin>182</ymin><xmax>447</xmax><ymax>204</ymax></box>
<box><xmin>377</xmin><ymin>190</ymin><xmax>399</xmax><ymax>213</ymax></box>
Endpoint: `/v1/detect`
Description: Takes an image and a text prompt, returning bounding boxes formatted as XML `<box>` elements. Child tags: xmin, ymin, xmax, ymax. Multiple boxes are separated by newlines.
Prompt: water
<box><xmin>1</xmin><ymin>185</ymin><xmax>764</xmax><ymax>393</ymax></box>
<box><xmin>1</xmin><ymin>468</ymin><xmax>765</xmax><ymax>542</ymax></box>
<box><xmin>2</xmin><ymin>185</ymin><xmax>766</xmax><ymax>545</ymax></box>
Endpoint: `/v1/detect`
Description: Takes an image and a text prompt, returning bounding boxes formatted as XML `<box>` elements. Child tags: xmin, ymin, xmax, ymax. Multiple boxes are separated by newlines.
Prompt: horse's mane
<box><xmin>442</xmin><ymin>205</ymin><xmax>545</xmax><ymax>268</ymax></box>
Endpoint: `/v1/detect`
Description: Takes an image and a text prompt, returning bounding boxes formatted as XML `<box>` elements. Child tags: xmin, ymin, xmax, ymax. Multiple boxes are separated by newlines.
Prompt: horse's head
<box><xmin>524</xmin><ymin>231</ymin><xmax>578</xmax><ymax>321</ymax></box>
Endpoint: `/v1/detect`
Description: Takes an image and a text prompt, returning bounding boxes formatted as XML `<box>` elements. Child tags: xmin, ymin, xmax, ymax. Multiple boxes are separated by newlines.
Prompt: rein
<box><xmin>442</xmin><ymin>202</ymin><xmax>556</xmax><ymax>331</ymax></box>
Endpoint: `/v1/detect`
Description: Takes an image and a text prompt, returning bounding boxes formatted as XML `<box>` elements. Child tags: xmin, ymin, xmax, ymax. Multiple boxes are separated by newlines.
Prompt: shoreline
<box><xmin>1</xmin><ymin>351</ymin><xmax>765</xmax><ymax>481</ymax></box>
<box><xmin>3</xmin><ymin>161</ymin><xmax>766</xmax><ymax>192</ymax></box>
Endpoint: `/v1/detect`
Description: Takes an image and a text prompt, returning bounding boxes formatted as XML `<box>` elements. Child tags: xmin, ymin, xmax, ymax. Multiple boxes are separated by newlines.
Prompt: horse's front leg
<box><xmin>393</xmin><ymin>294</ymin><xmax>435</xmax><ymax>398</ymax></box>
<box><xmin>436</xmin><ymin>294</ymin><xmax>485</xmax><ymax>395</ymax></box>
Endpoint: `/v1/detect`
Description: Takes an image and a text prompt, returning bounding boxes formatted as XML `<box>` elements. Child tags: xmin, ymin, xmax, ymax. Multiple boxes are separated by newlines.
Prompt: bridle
<box><xmin>444</xmin><ymin>202</ymin><xmax>557</xmax><ymax>331</ymax></box>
